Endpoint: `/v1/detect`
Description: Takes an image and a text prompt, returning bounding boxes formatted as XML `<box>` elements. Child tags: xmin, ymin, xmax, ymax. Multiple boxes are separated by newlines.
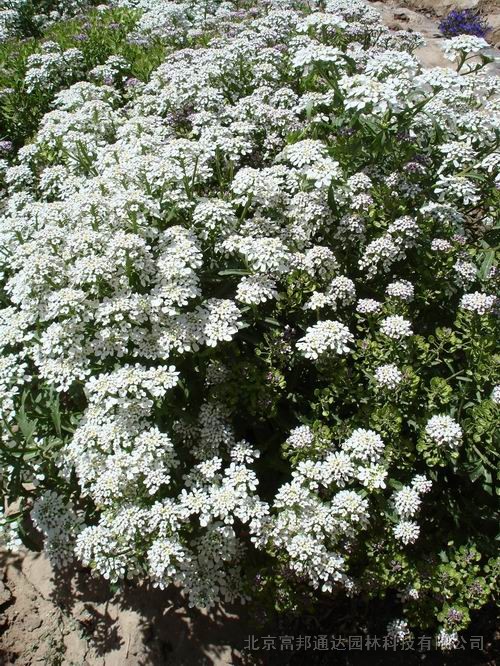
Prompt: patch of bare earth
<box><xmin>0</xmin><ymin>549</ymin><xmax>255</xmax><ymax>665</ymax></box>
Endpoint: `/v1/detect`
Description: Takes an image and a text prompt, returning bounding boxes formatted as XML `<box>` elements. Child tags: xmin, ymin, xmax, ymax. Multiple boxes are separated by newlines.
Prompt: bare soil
<box><xmin>0</xmin><ymin>549</ymin><xmax>253</xmax><ymax>665</ymax></box>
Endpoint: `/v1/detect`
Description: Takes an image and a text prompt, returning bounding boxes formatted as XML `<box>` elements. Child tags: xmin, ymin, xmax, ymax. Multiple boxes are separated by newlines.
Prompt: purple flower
<box><xmin>439</xmin><ymin>9</ymin><xmax>490</xmax><ymax>39</ymax></box>
<box><xmin>0</xmin><ymin>140</ymin><xmax>13</xmax><ymax>153</ymax></box>
<box><xmin>446</xmin><ymin>608</ymin><xmax>463</xmax><ymax>624</ymax></box>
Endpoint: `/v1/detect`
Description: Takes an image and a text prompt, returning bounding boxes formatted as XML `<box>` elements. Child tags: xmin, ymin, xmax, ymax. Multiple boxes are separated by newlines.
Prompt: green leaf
<box><xmin>479</xmin><ymin>249</ymin><xmax>495</xmax><ymax>280</ymax></box>
<box><xmin>217</xmin><ymin>268</ymin><xmax>251</xmax><ymax>276</ymax></box>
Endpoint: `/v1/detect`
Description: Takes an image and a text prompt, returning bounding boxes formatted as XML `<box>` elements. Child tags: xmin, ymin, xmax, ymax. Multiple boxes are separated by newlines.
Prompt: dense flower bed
<box><xmin>0</xmin><ymin>0</ymin><xmax>499</xmax><ymax>647</ymax></box>
<box><xmin>0</xmin><ymin>0</ymin><xmax>93</xmax><ymax>41</ymax></box>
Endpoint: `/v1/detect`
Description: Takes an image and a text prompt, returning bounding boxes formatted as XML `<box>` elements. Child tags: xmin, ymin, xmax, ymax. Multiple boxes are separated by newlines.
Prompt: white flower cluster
<box><xmin>386</xmin><ymin>618</ymin><xmax>411</xmax><ymax>642</ymax></box>
<box><xmin>459</xmin><ymin>292</ymin><xmax>496</xmax><ymax>315</ymax></box>
<box><xmin>0</xmin><ymin>0</ymin><xmax>496</xmax><ymax>610</ymax></box>
<box><xmin>236</xmin><ymin>275</ymin><xmax>278</xmax><ymax>305</ymax></box>
<box><xmin>435</xmin><ymin>629</ymin><xmax>460</xmax><ymax>650</ymax></box>
<box><xmin>24</xmin><ymin>41</ymin><xmax>84</xmax><ymax>93</ymax></box>
<box><xmin>286</xmin><ymin>424</ymin><xmax>314</xmax><ymax>450</ymax></box>
<box><xmin>380</xmin><ymin>316</ymin><xmax>413</xmax><ymax>341</ymax></box>
<box><xmin>356</xmin><ymin>298</ymin><xmax>382</xmax><ymax>315</ymax></box>
<box><xmin>0</xmin><ymin>510</ymin><xmax>23</xmax><ymax>552</ymax></box>
<box><xmin>297</xmin><ymin>320</ymin><xmax>354</xmax><ymax>359</ymax></box>
<box><xmin>425</xmin><ymin>415</ymin><xmax>463</xmax><ymax>449</ymax></box>
<box><xmin>262</xmin><ymin>427</ymin><xmax>390</xmax><ymax>592</ymax></box>
<box><xmin>304</xmin><ymin>276</ymin><xmax>356</xmax><ymax>311</ymax></box>
<box><xmin>392</xmin><ymin>476</ymin><xmax>432</xmax><ymax>545</ymax></box>
<box><xmin>386</xmin><ymin>280</ymin><xmax>414</xmax><ymax>302</ymax></box>
<box><xmin>70</xmin><ymin>378</ymin><xmax>268</xmax><ymax>606</ymax></box>
<box><xmin>0</xmin><ymin>352</ymin><xmax>29</xmax><ymax>416</ymax></box>
<box><xmin>90</xmin><ymin>55</ymin><xmax>129</xmax><ymax>86</ymax></box>
<box><xmin>441</xmin><ymin>35</ymin><xmax>489</xmax><ymax>64</ymax></box>
<box><xmin>374</xmin><ymin>363</ymin><xmax>403</xmax><ymax>390</ymax></box>
<box><xmin>31</xmin><ymin>491</ymin><xmax>83</xmax><ymax>567</ymax></box>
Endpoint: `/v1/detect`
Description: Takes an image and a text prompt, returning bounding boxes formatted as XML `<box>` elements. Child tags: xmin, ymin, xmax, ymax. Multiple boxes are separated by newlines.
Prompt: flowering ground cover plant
<box><xmin>0</xmin><ymin>0</ymin><xmax>95</xmax><ymax>42</ymax></box>
<box><xmin>0</xmin><ymin>0</ymin><xmax>499</xmax><ymax>648</ymax></box>
<box><xmin>0</xmin><ymin>5</ymin><xmax>168</xmax><ymax>147</ymax></box>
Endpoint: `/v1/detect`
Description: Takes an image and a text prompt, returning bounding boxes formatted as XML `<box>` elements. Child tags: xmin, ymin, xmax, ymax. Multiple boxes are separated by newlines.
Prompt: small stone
<box><xmin>24</xmin><ymin>613</ymin><xmax>42</xmax><ymax>631</ymax></box>
<box><xmin>76</xmin><ymin>609</ymin><xmax>95</xmax><ymax>633</ymax></box>
<box><xmin>0</xmin><ymin>580</ymin><xmax>12</xmax><ymax>606</ymax></box>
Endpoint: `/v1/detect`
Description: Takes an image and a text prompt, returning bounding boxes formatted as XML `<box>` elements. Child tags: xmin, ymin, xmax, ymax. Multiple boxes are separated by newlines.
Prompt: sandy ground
<box><xmin>0</xmin><ymin>549</ymin><xmax>254</xmax><ymax>665</ymax></box>
<box><xmin>1</xmin><ymin>3</ymin><xmax>499</xmax><ymax>665</ymax></box>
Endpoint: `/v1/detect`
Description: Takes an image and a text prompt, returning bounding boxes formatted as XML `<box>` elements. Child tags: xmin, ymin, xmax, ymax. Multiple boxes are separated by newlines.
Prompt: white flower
<box><xmin>305</xmin><ymin>157</ymin><xmax>342</xmax><ymax>189</ymax></box>
<box><xmin>322</xmin><ymin>452</ymin><xmax>355</xmax><ymax>487</ymax></box>
<box><xmin>356</xmin><ymin>464</ymin><xmax>387</xmax><ymax>490</ymax></box>
<box><xmin>2</xmin><ymin>0</ymin><xmax>498</xmax><ymax>612</ymax></box>
<box><xmin>374</xmin><ymin>364</ymin><xmax>403</xmax><ymax>389</ymax></box>
<box><xmin>431</xmin><ymin>238</ymin><xmax>453</xmax><ymax>252</ymax></box>
<box><xmin>411</xmin><ymin>475</ymin><xmax>432</xmax><ymax>494</ymax></box>
<box><xmin>148</xmin><ymin>537</ymin><xmax>190</xmax><ymax>587</ymax></box>
<box><xmin>278</xmin><ymin>139</ymin><xmax>327</xmax><ymax>167</ymax></box>
<box><xmin>297</xmin><ymin>320</ymin><xmax>354</xmax><ymax>359</ymax></box>
<box><xmin>387</xmin><ymin>618</ymin><xmax>411</xmax><ymax>640</ymax></box>
<box><xmin>340</xmin><ymin>73</ymin><xmax>408</xmax><ymax>117</ymax></box>
<box><xmin>342</xmin><ymin>429</ymin><xmax>385</xmax><ymax>463</ymax></box>
<box><xmin>359</xmin><ymin>236</ymin><xmax>402</xmax><ymax>278</ymax></box>
<box><xmin>393</xmin><ymin>520</ymin><xmax>420</xmax><ymax>545</ymax></box>
<box><xmin>356</xmin><ymin>298</ymin><xmax>382</xmax><ymax>314</ymax></box>
<box><xmin>454</xmin><ymin>259</ymin><xmax>477</xmax><ymax>285</ymax></box>
<box><xmin>328</xmin><ymin>276</ymin><xmax>356</xmax><ymax>305</ymax></box>
<box><xmin>380</xmin><ymin>316</ymin><xmax>413</xmax><ymax>340</ymax></box>
<box><xmin>235</xmin><ymin>275</ymin><xmax>278</xmax><ymax>305</ymax></box>
<box><xmin>425</xmin><ymin>415</ymin><xmax>463</xmax><ymax>449</ymax></box>
<box><xmin>292</xmin><ymin>43</ymin><xmax>344</xmax><ymax>71</ymax></box>
<box><xmin>435</xmin><ymin>175</ymin><xmax>479</xmax><ymax>205</ymax></box>
<box><xmin>460</xmin><ymin>292</ymin><xmax>496</xmax><ymax>315</ymax></box>
<box><xmin>196</xmin><ymin>299</ymin><xmax>243</xmax><ymax>347</ymax></box>
<box><xmin>435</xmin><ymin>629</ymin><xmax>460</xmax><ymax>651</ymax></box>
<box><xmin>441</xmin><ymin>36</ymin><xmax>489</xmax><ymax>63</ymax></box>
<box><xmin>393</xmin><ymin>487</ymin><xmax>421</xmax><ymax>518</ymax></box>
<box><xmin>286</xmin><ymin>425</ymin><xmax>314</xmax><ymax>450</ymax></box>
<box><xmin>386</xmin><ymin>280</ymin><xmax>414</xmax><ymax>301</ymax></box>
<box><xmin>0</xmin><ymin>511</ymin><xmax>23</xmax><ymax>552</ymax></box>
<box><xmin>31</xmin><ymin>491</ymin><xmax>82</xmax><ymax>567</ymax></box>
